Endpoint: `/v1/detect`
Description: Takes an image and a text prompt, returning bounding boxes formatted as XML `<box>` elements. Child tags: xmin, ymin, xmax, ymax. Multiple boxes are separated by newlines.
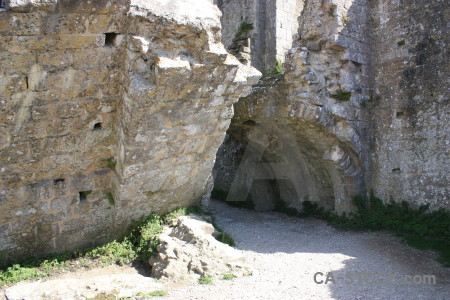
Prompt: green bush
<box><xmin>237</xmin><ymin>21</ymin><xmax>254</xmax><ymax>36</ymax></box>
<box><xmin>139</xmin><ymin>290</ymin><xmax>168</xmax><ymax>297</ymax></box>
<box><xmin>0</xmin><ymin>265</ymin><xmax>45</xmax><ymax>286</ymax></box>
<box><xmin>106</xmin><ymin>192</ymin><xmax>115</xmax><ymax>206</ymax></box>
<box><xmin>102</xmin><ymin>157</ymin><xmax>116</xmax><ymax>171</ymax></box>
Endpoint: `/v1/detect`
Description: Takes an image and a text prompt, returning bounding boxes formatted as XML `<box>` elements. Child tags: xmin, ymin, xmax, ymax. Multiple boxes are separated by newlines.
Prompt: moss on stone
<box><xmin>330</xmin><ymin>90</ymin><xmax>351</xmax><ymax>102</ymax></box>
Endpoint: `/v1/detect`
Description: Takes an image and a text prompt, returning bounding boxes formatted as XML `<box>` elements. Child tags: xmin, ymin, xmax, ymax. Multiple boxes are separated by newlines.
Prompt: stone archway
<box><xmin>213</xmin><ymin>78</ymin><xmax>365</xmax><ymax>214</ymax></box>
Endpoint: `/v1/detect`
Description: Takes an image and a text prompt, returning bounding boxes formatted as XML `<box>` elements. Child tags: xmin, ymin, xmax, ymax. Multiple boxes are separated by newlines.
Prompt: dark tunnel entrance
<box><xmin>212</xmin><ymin>117</ymin><xmax>365</xmax><ymax>214</ymax></box>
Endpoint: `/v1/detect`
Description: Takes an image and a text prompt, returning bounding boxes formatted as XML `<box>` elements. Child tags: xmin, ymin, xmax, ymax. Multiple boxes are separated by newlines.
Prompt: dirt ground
<box><xmin>3</xmin><ymin>200</ymin><xmax>450</xmax><ymax>300</ymax></box>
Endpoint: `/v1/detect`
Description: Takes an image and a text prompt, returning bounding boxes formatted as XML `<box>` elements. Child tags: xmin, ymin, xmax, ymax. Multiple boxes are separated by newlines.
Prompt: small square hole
<box><xmin>53</xmin><ymin>178</ymin><xmax>65</xmax><ymax>185</ymax></box>
<box><xmin>397</xmin><ymin>40</ymin><xmax>405</xmax><ymax>47</ymax></box>
<box><xmin>392</xmin><ymin>168</ymin><xmax>401</xmax><ymax>173</ymax></box>
<box><xmin>104</xmin><ymin>32</ymin><xmax>118</xmax><ymax>47</ymax></box>
<box><xmin>79</xmin><ymin>190</ymin><xmax>92</xmax><ymax>202</ymax></box>
<box><xmin>396</xmin><ymin>111</ymin><xmax>404</xmax><ymax>118</ymax></box>
<box><xmin>93</xmin><ymin>122</ymin><xmax>102</xmax><ymax>131</ymax></box>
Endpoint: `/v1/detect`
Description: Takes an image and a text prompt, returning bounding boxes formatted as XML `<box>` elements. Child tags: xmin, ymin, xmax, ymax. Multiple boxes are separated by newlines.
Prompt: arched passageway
<box><xmin>213</xmin><ymin>79</ymin><xmax>365</xmax><ymax>214</ymax></box>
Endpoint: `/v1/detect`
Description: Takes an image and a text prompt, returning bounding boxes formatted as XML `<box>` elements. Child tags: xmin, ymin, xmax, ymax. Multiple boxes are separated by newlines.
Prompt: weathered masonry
<box><xmin>0</xmin><ymin>0</ymin><xmax>260</xmax><ymax>264</ymax></box>
<box><xmin>217</xmin><ymin>0</ymin><xmax>304</xmax><ymax>71</ymax></box>
<box><xmin>213</xmin><ymin>0</ymin><xmax>449</xmax><ymax>212</ymax></box>
<box><xmin>0</xmin><ymin>0</ymin><xmax>448</xmax><ymax>264</ymax></box>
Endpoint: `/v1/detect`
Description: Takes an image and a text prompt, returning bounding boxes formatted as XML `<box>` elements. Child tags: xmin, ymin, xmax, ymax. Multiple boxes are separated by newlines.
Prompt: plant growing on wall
<box><xmin>342</xmin><ymin>13</ymin><xmax>350</xmax><ymax>25</ymax></box>
<box><xmin>265</xmin><ymin>59</ymin><xmax>284</xmax><ymax>77</ymax></box>
<box><xmin>330</xmin><ymin>90</ymin><xmax>351</xmax><ymax>102</ymax></box>
<box><xmin>237</xmin><ymin>21</ymin><xmax>254</xmax><ymax>36</ymax></box>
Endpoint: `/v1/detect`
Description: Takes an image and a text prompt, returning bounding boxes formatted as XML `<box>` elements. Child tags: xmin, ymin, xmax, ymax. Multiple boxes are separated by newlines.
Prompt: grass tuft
<box><xmin>198</xmin><ymin>275</ymin><xmax>214</xmax><ymax>285</ymax></box>
<box><xmin>138</xmin><ymin>290</ymin><xmax>168</xmax><ymax>297</ymax></box>
<box><xmin>216</xmin><ymin>232</ymin><xmax>235</xmax><ymax>246</ymax></box>
<box><xmin>267</xmin><ymin>59</ymin><xmax>283</xmax><ymax>77</ymax></box>
<box><xmin>106</xmin><ymin>192</ymin><xmax>115</xmax><ymax>206</ymax></box>
<box><xmin>222</xmin><ymin>273</ymin><xmax>236</xmax><ymax>280</ymax></box>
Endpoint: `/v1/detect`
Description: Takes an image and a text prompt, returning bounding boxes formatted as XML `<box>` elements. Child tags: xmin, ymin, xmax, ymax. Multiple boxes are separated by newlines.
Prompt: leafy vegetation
<box><xmin>198</xmin><ymin>275</ymin><xmax>214</xmax><ymax>285</ymax></box>
<box><xmin>275</xmin><ymin>195</ymin><xmax>450</xmax><ymax>267</ymax></box>
<box><xmin>237</xmin><ymin>21</ymin><xmax>254</xmax><ymax>36</ymax></box>
<box><xmin>0</xmin><ymin>205</ymin><xmax>214</xmax><ymax>288</ymax></box>
<box><xmin>267</xmin><ymin>59</ymin><xmax>284</xmax><ymax>77</ymax></box>
<box><xmin>0</xmin><ymin>265</ymin><xmax>45</xmax><ymax>286</ymax></box>
<box><xmin>79</xmin><ymin>190</ymin><xmax>93</xmax><ymax>200</ymax></box>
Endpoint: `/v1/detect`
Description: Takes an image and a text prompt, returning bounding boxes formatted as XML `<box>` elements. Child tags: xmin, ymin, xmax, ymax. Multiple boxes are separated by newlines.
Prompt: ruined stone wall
<box><xmin>217</xmin><ymin>0</ymin><xmax>255</xmax><ymax>50</ymax></box>
<box><xmin>0</xmin><ymin>0</ymin><xmax>260</xmax><ymax>264</ymax></box>
<box><xmin>214</xmin><ymin>0</ymin><xmax>371</xmax><ymax>213</ymax></box>
<box><xmin>272</xmin><ymin>0</ymin><xmax>303</xmax><ymax>64</ymax></box>
<box><xmin>370</xmin><ymin>0</ymin><xmax>449</xmax><ymax>209</ymax></box>
<box><xmin>214</xmin><ymin>0</ymin><xmax>449</xmax><ymax>213</ymax></box>
<box><xmin>218</xmin><ymin>0</ymin><xmax>303</xmax><ymax>72</ymax></box>
<box><xmin>0</xmin><ymin>0</ymin><xmax>128</xmax><ymax>261</ymax></box>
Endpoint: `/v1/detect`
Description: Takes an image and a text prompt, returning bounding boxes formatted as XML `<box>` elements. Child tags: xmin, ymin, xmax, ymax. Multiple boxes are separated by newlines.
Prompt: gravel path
<box><xmin>166</xmin><ymin>200</ymin><xmax>450</xmax><ymax>300</ymax></box>
<box><xmin>3</xmin><ymin>200</ymin><xmax>449</xmax><ymax>300</ymax></box>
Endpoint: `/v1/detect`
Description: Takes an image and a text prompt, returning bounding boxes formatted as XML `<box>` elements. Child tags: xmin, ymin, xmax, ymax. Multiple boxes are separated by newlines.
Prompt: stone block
<box><xmin>54</xmin><ymin>35</ymin><xmax>105</xmax><ymax>50</ymax></box>
<box><xmin>37</xmin><ymin>50</ymin><xmax>73</xmax><ymax>71</ymax></box>
<box><xmin>8</xmin><ymin>12</ymin><xmax>42</xmax><ymax>35</ymax></box>
<box><xmin>42</xmin><ymin>13</ymin><xmax>87</xmax><ymax>34</ymax></box>
<box><xmin>50</xmin><ymin>195</ymin><xmax>76</xmax><ymax>212</ymax></box>
<box><xmin>0</xmin><ymin>51</ymin><xmax>36</xmax><ymax>75</ymax></box>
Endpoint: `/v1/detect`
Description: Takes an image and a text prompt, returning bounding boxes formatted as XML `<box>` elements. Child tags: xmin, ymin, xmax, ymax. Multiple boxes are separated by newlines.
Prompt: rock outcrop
<box><xmin>0</xmin><ymin>0</ymin><xmax>260</xmax><ymax>264</ymax></box>
<box><xmin>149</xmin><ymin>215</ymin><xmax>250</xmax><ymax>281</ymax></box>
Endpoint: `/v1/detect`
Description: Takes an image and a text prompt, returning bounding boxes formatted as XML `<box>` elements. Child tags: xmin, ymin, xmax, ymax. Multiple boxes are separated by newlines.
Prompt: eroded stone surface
<box><xmin>214</xmin><ymin>0</ymin><xmax>369</xmax><ymax>213</ymax></box>
<box><xmin>213</xmin><ymin>0</ymin><xmax>448</xmax><ymax>213</ymax></box>
<box><xmin>0</xmin><ymin>0</ymin><xmax>260</xmax><ymax>264</ymax></box>
<box><xmin>149</xmin><ymin>215</ymin><xmax>250</xmax><ymax>281</ymax></box>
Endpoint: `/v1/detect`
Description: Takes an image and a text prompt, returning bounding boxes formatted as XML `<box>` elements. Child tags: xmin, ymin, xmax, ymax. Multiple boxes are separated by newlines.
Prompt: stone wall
<box><xmin>0</xmin><ymin>0</ymin><xmax>128</xmax><ymax>261</ymax></box>
<box><xmin>214</xmin><ymin>0</ymin><xmax>449</xmax><ymax>213</ymax></box>
<box><xmin>214</xmin><ymin>0</ymin><xmax>371</xmax><ymax>213</ymax></box>
<box><xmin>216</xmin><ymin>0</ymin><xmax>255</xmax><ymax>50</ymax></box>
<box><xmin>0</xmin><ymin>0</ymin><xmax>448</xmax><ymax>265</ymax></box>
<box><xmin>0</xmin><ymin>0</ymin><xmax>260</xmax><ymax>264</ymax></box>
<box><xmin>217</xmin><ymin>0</ymin><xmax>303</xmax><ymax>72</ymax></box>
<box><xmin>272</xmin><ymin>0</ymin><xmax>304</xmax><ymax>65</ymax></box>
<box><xmin>370</xmin><ymin>0</ymin><xmax>449</xmax><ymax>209</ymax></box>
